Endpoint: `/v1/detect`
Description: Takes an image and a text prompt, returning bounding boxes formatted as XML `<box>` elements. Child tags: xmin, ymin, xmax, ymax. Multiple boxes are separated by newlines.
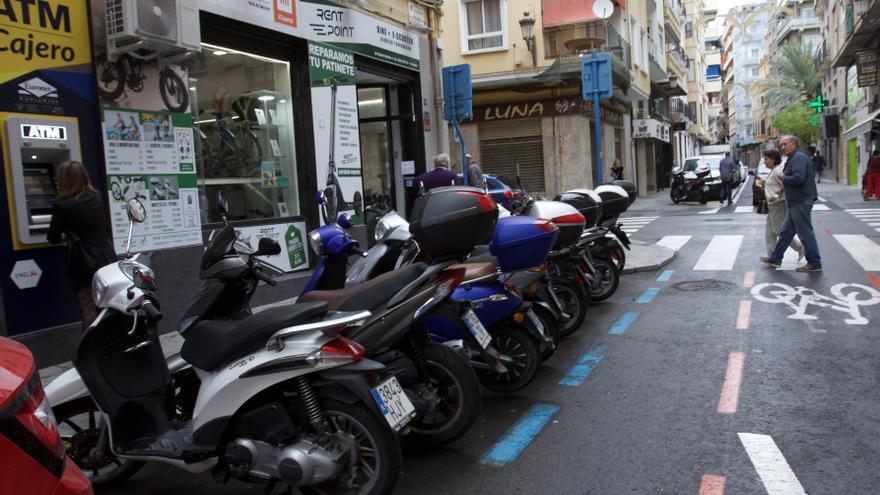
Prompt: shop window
<box><xmin>461</xmin><ymin>0</ymin><xmax>506</xmax><ymax>52</ymax></box>
<box><xmin>187</xmin><ymin>44</ymin><xmax>298</xmax><ymax>223</ymax></box>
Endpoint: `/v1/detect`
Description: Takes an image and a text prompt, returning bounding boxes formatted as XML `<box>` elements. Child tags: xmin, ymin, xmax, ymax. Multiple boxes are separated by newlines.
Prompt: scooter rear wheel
<box><xmin>552</xmin><ymin>280</ymin><xmax>589</xmax><ymax>337</ymax></box>
<box><xmin>53</xmin><ymin>398</ymin><xmax>145</xmax><ymax>487</ymax></box>
<box><xmin>477</xmin><ymin>325</ymin><xmax>539</xmax><ymax>393</ymax></box>
<box><xmin>405</xmin><ymin>343</ymin><xmax>481</xmax><ymax>446</ymax></box>
<box><xmin>588</xmin><ymin>257</ymin><xmax>620</xmax><ymax>302</ymax></box>
<box><xmin>531</xmin><ymin>304</ymin><xmax>560</xmax><ymax>362</ymax></box>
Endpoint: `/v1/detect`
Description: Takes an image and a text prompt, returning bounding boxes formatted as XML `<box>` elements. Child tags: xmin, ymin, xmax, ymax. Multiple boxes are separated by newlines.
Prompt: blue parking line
<box><xmin>656</xmin><ymin>270</ymin><xmax>674</xmax><ymax>282</ymax></box>
<box><xmin>609</xmin><ymin>312</ymin><xmax>640</xmax><ymax>335</ymax></box>
<box><xmin>636</xmin><ymin>288</ymin><xmax>661</xmax><ymax>304</ymax></box>
<box><xmin>480</xmin><ymin>403</ymin><xmax>560</xmax><ymax>467</ymax></box>
<box><xmin>559</xmin><ymin>344</ymin><xmax>608</xmax><ymax>387</ymax></box>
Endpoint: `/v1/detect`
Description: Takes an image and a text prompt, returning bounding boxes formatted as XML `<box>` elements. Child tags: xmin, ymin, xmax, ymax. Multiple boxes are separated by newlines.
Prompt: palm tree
<box><xmin>764</xmin><ymin>41</ymin><xmax>822</xmax><ymax>109</ymax></box>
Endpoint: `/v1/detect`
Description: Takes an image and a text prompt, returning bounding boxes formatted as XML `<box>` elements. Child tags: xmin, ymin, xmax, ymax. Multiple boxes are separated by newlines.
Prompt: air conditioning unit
<box><xmin>106</xmin><ymin>0</ymin><xmax>201</xmax><ymax>61</ymax></box>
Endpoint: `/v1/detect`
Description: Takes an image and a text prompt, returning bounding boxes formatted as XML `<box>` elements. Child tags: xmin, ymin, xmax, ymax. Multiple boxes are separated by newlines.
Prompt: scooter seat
<box><xmin>299</xmin><ymin>263</ymin><xmax>427</xmax><ymax>311</ymax></box>
<box><xmin>181</xmin><ymin>302</ymin><xmax>328</xmax><ymax>371</ymax></box>
<box><xmin>444</xmin><ymin>262</ymin><xmax>497</xmax><ymax>282</ymax></box>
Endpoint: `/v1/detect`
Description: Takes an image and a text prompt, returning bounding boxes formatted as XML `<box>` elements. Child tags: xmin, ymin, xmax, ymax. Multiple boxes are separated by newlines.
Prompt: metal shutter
<box><xmin>478</xmin><ymin>119</ymin><xmax>546</xmax><ymax>195</ymax></box>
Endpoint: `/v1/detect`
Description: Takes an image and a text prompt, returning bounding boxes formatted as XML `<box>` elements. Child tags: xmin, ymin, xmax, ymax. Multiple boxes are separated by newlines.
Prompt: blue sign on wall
<box><xmin>442</xmin><ymin>64</ymin><xmax>473</xmax><ymax>121</ymax></box>
<box><xmin>581</xmin><ymin>53</ymin><xmax>613</xmax><ymax>100</ymax></box>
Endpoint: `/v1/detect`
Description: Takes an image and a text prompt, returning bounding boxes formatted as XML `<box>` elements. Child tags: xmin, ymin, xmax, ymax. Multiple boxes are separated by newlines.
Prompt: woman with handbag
<box><xmin>761</xmin><ymin>150</ymin><xmax>805</xmax><ymax>262</ymax></box>
<box><xmin>47</xmin><ymin>161</ymin><xmax>117</xmax><ymax>330</ymax></box>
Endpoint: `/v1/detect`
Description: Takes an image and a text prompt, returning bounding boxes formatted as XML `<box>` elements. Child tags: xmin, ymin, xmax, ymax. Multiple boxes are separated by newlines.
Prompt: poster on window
<box><xmin>308</xmin><ymin>41</ymin><xmax>364</xmax><ymax>225</ymax></box>
<box><xmin>232</xmin><ymin>221</ymin><xmax>310</xmax><ymax>273</ymax></box>
<box><xmin>102</xmin><ymin>107</ymin><xmax>202</xmax><ymax>253</ymax></box>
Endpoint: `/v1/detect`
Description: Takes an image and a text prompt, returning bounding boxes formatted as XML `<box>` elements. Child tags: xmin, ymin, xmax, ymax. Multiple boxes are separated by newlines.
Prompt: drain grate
<box><xmin>672</xmin><ymin>279</ymin><xmax>739</xmax><ymax>292</ymax></box>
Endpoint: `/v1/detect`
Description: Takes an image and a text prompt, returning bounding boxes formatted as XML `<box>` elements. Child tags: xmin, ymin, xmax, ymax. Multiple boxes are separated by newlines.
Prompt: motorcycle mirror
<box><xmin>217</xmin><ymin>191</ymin><xmax>229</xmax><ymax>222</ymax></box>
<box><xmin>315</xmin><ymin>191</ymin><xmax>326</xmax><ymax>205</ymax></box>
<box><xmin>256</xmin><ymin>237</ymin><xmax>282</xmax><ymax>256</ymax></box>
<box><xmin>126</xmin><ymin>199</ymin><xmax>147</xmax><ymax>223</ymax></box>
<box><xmin>337</xmin><ymin>214</ymin><xmax>353</xmax><ymax>229</ymax></box>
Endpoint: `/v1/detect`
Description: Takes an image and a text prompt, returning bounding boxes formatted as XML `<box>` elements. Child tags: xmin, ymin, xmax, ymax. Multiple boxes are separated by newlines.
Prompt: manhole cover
<box><xmin>673</xmin><ymin>280</ymin><xmax>738</xmax><ymax>292</ymax></box>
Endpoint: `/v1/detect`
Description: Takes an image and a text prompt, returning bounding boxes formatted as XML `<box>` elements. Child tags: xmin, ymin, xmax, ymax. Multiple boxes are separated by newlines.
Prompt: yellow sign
<box><xmin>0</xmin><ymin>0</ymin><xmax>92</xmax><ymax>83</ymax></box>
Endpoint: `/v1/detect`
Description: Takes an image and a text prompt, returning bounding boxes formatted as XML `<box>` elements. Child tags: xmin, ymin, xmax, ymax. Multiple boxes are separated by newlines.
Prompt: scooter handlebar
<box><xmin>143</xmin><ymin>301</ymin><xmax>163</xmax><ymax>322</ymax></box>
<box><xmin>349</xmin><ymin>246</ymin><xmax>368</xmax><ymax>258</ymax></box>
<box><xmin>252</xmin><ymin>267</ymin><xmax>277</xmax><ymax>286</ymax></box>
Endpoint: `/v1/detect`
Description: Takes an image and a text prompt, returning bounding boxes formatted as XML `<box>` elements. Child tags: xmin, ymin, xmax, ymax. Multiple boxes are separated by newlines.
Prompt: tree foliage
<box><xmin>764</xmin><ymin>41</ymin><xmax>822</xmax><ymax>109</ymax></box>
<box><xmin>772</xmin><ymin>103</ymin><xmax>819</xmax><ymax>146</ymax></box>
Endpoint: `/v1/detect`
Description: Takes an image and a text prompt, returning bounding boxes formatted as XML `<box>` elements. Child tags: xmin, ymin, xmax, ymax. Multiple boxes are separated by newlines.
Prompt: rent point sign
<box><xmin>0</xmin><ymin>0</ymin><xmax>91</xmax><ymax>76</ymax></box>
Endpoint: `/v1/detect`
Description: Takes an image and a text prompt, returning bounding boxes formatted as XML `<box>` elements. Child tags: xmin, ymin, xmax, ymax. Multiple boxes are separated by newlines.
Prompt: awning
<box><xmin>542</xmin><ymin>0</ymin><xmax>626</xmax><ymax>28</ymax></box>
<box><xmin>843</xmin><ymin>108</ymin><xmax>880</xmax><ymax>140</ymax></box>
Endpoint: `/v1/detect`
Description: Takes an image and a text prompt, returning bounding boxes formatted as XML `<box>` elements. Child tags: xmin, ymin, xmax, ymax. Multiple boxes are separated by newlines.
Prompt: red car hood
<box><xmin>0</xmin><ymin>338</ymin><xmax>35</xmax><ymax>410</ymax></box>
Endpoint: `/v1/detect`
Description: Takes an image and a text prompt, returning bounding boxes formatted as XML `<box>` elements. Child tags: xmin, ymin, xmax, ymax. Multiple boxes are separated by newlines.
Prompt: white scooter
<box><xmin>46</xmin><ymin>199</ymin><xmax>411</xmax><ymax>494</ymax></box>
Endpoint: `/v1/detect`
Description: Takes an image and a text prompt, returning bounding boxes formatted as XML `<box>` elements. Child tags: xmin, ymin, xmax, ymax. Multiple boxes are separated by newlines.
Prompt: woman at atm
<box><xmin>47</xmin><ymin>161</ymin><xmax>116</xmax><ymax>330</ymax></box>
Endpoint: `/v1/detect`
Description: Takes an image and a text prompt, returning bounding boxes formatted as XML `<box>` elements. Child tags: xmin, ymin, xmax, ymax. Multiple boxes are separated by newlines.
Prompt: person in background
<box><xmin>465</xmin><ymin>153</ymin><xmax>486</xmax><ymax>189</ymax></box>
<box><xmin>811</xmin><ymin>147</ymin><xmax>826</xmax><ymax>183</ymax></box>
<box><xmin>864</xmin><ymin>150</ymin><xmax>880</xmax><ymax>200</ymax></box>
<box><xmin>761</xmin><ymin>135</ymin><xmax>821</xmax><ymax>272</ymax></box>
<box><xmin>611</xmin><ymin>159</ymin><xmax>624</xmax><ymax>181</ymax></box>
<box><xmin>47</xmin><ymin>161</ymin><xmax>117</xmax><ymax>330</ymax></box>
<box><xmin>761</xmin><ymin>150</ymin><xmax>804</xmax><ymax>262</ymax></box>
<box><xmin>416</xmin><ymin>153</ymin><xmax>460</xmax><ymax>192</ymax></box>
<box><xmin>719</xmin><ymin>152</ymin><xmax>736</xmax><ymax>205</ymax></box>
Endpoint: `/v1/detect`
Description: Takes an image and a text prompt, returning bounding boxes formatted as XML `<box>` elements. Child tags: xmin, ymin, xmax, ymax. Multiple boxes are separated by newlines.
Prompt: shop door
<box><xmin>478</xmin><ymin>119</ymin><xmax>545</xmax><ymax>196</ymax></box>
<box><xmin>357</xmin><ymin>69</ymin><xmax>423</xmax><ymax>240</ymax></box>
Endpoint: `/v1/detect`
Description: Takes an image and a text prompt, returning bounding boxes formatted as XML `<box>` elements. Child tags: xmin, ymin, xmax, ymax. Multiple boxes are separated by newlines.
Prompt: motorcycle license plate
<box><xmin>702</xmin><ymin>185</ymin><xmax>709</xmax><ymax>192</ymax></box>
<box><xmin>525</xmin><ymin>309</ymin><xmax>545</xmax><ymax>337</ymax></box>
<box><xmin>463</xmin><ymin>309</ymin><xmax>492</xmax><ymax>349</ymax></box>
<box><xmin>370</xmin><ymin>376</ymin><xmax>416</xmax><ymax>431</ymax></box>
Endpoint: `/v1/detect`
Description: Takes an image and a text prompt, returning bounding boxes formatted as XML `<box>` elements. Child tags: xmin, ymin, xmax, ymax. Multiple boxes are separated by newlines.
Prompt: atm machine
<box><xmin>4</xmin><ymin>116</ymin><xmax>81</xmax><ymax>247</ymax></box>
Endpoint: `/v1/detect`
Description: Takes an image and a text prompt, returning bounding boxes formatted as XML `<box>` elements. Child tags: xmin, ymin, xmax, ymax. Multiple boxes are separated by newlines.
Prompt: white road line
<box><xmin>833</xmin><ymin>235</ymin><xmax>880</xmax><ymax>271</ymax></box>
<box><xmin>867</xmin><ymin>223</ymin><xmax>880</xmax><ymax>227</ymax></box>
<box><xmin>817</xmin><ymin>195</ymin><xmax>827</xmax><ymax>202</ymax></box>
<box><xmin>846</xmin><ymin>208</ymin><xmax>878</xmax><ymax>211</ymax></box>
<box><xmin>812</xmin><ymin>204</ymin><xmax>830</xmax><ymax>211</ymax></box>
<box><xmin>694</xmin><ymin>235</ymin><xmax>744</xmax><ymax>271</ymax></box>
<box><xmin>657</xmin><ymin>235</ymin><xmax>692</xmax><ymax>251</ymax></box>
<box><xmin>851</xmin><ymin>211</ymin><xmax>880</xmax><ymax>215</ymax></box>
<box><xmin>735</xmin><ymin>206</ymin><xmax>754</xmax><ymax>214</ymax></box>
<box><xmin>699</xmin><ymin>208</ymin><xmax>721</xmax><ymax>215</ymax></box>
<box><xmin>731</xmin><ymin>176</ymin><xmax>750</xmax><ymax>205</ymax></box>
<box><xmin>738</xmin><ymin>433</ymin><xmax>807</xmax><ymax>495</ymax></box>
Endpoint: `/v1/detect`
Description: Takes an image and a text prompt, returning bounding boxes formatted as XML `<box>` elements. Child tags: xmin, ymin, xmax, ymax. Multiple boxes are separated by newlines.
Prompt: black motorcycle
<box><xmin>670</xmin><ymin>166</ymin><xmax>712</xmax><ymax>204</ymax></box>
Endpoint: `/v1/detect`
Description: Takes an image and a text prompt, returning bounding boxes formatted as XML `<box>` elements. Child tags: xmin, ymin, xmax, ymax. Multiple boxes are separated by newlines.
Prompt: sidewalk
<box><xmin>621</xmin><ymin>240</ymin><xmax>676</xmax><ymax>274</ymax></box>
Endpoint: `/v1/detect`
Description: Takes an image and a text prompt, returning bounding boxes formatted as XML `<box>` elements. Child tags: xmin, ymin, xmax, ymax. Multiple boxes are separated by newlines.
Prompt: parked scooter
<box><xmin>671</xmin><ymin>163</ymin><xmax>712</xmax><ymax>204</ymax></box>
<box><xmin>48</xmin><ymin>200</ymin><xmax>409</xmax><ymax>494</ymax></box>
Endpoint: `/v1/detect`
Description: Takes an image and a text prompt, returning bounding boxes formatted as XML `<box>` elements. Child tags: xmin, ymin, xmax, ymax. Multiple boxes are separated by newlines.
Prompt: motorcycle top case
<box><xmin>489</xmin><ymin>216</ymin><xmax>558</xmax><ymax>272</ymax></box>
<box><xmin>555</xmin><ymin>189</ymin><xmax>603</xmax><ymax>229</ymax></box>
<box><xmin>594</xmin><ymin>184</ymin><xmax>630</xmax><ymax>220</ymax></box>
<box><xmin>612</xmin><ymin>180</ymin><xmax>637</xmax><ymax>206</ymax></box>
<box><xmin>525</xmin><ymin>200</ymin><xmax>585</xmax><ymax>249</ymax></box>
<box><xmin>410</xmin><ymin>186</ymin><xmax>499</xmax><ymax>259</ymax></box>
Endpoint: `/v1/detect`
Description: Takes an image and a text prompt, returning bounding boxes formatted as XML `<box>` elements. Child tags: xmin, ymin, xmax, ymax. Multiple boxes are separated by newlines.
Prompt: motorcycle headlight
<box><xmin>308</xmin><ymin>229</ymin><xmax>325</xmax><ymax>256</ymax></box>
<box><xmin>374</xmin><ymin>218</ymin><xmax>391</xmax><ymax>242</ymax></box>
<box><xmin>92</xmin><ymin>275</ymin><xmax>108</xmax><ymax>307</ymax></box>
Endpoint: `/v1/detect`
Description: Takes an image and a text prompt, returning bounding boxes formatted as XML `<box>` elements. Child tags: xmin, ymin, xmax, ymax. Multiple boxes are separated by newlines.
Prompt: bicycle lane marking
<box><xmin>717</xmin><ymin>352</ymin><xmax>745</xmax><ymax>414</ymax></box>
<box><xmin>738</xmin><ymin>433</ymin><xmax>807</xmax><ymax>495</ymax></box>
<box><xmin>736</xmin><ymin>301</ymin><xmax>752</xmax><ymax>330</ymax></box>
<box><xmin>699</xmin><ymin>474</ymin><xmax>726</xmax><ymax>495</ymax></box>
<box><xmin>751</xmin><ymin>282</ymin><xmax>880</xmax><ymax>326</ymax></box>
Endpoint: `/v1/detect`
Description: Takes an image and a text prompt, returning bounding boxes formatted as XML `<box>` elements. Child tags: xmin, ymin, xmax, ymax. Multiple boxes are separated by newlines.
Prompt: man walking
<box><xmin>719</xmin><ymin>152</ymin><xmax>736</xmax><ymax>205</ymax></box>
<box><xmin>811</xmin><ymin>147</ymin><xmax>826</xmax><ymax>183</ymax></box>
<box><xmin>761</xmin><ymin>135</ymin><xmax>822</xmax><ymax>272</ymax></box>
<box><xmin>465</xmin><ymin>153</ymin><xmax>486</xmax><ymax>189</ymax></box>
<box><xmin>416</xmin><ymin>153</ymin><xmax>460</xmax><ymax>192</ymax></box>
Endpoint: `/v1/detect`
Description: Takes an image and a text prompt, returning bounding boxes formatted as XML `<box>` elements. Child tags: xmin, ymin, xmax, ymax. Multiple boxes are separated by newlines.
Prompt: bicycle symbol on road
<box><xmin>751</xmin><ymin>283</ymin><xmax>880</xmax><ymax>325</ymax></box>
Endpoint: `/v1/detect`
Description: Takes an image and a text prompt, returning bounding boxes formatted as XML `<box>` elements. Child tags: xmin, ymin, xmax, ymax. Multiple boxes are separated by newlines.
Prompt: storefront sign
<box><xmin>21</xmin><ymin>124</ymin><xmax>67</xmax><ymax>140</ymax></box>
<box><xmin>309</xmin><ymin>41</ymin><xmax>364</xmax><ymax>225</ymax></box>
<box><xmin>856</xmin><ymin>50</ymin><xmax>879</xmax><ymax>88</ymax></box>
<box><xmin>0</xmin><ymin>0</ymin><xmax>91</xmax><ymax>77</ymax></box>
<box><xmin>233</xmin><ymin>221</ymin><xmax>310</xmax><ymax>272</ymax></box>
<box><xmin>101</xmin><ymin>108</ymin><xmax>202</xmax><ymax>253</ymax></box>
<box><xmin>9</xmin><ymin>260</ymin><xmax>41</xmax><ymax>289</ymax></box>
<box><xmin>633</xmin><ymin>119</ymin><xmax>670</xmax><ymax>143</ymax></box>
<box><xmin>199</xmin><ymin>0</ymin><xmax>420</xmax><ymax>70</ymax></box>
<box><xmin>471</xmin><ymin>96</ymin><xmax>625</xmax><ymax>126</ymax></box>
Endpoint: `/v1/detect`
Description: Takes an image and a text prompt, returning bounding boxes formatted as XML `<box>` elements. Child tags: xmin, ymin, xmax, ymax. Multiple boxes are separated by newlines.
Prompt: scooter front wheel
<box><xmin>477</xmin><ymin>325</ymin><xmax>539</xmax><ymax>393</ymax></box>
<box><xmin>53</xmin><ymin>398</ymin><xmax>145</xmax><ymax>487</ymax></box>
<box><xmin>551</xmin><ymin>280</ymin><xmax>589</xmax><ymax>337</ymax></box>
<box><xmin>405</xmin><ymin>343</ymin><xmax>481</xmax><ymax>446</ymax></box>
<box><xmin>301</xmin><ymin>399</ymin><xmax>401</xmax><ymax>495</ymax></box>
<box><xmin>588</xmin><ymin>257</ymin><xmax>620</xmax><ymax>302</ymax></box>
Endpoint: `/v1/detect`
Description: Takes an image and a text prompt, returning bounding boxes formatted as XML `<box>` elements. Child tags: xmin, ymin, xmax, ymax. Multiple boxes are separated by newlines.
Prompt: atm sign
<box><xmin>21</xmin><ymin>124</ymin><xmax>67</xmax><ymax>140</ymax></box>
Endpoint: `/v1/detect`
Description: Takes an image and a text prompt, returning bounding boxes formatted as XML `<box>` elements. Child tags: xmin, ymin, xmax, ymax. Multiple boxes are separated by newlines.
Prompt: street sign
<box><xmin>442</xmin><ymin>64</ymin><xmax>473</xmax><ymax>121</ymax></box>
<box><xmin>581</xmin><ymin>53</ymin><xmax>612</xmax><ymax>101</ymax></box>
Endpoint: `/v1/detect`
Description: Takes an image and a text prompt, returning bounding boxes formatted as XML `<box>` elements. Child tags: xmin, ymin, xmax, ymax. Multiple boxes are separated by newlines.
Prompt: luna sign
<box><xmin>0</xmin><ymin>0</ymin><xmax>90</xmax><ymax>70</ymax></box>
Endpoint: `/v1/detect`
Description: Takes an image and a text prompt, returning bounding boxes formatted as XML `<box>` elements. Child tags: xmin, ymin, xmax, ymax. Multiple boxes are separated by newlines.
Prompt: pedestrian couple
<box><xmin>760</xmin><ymin>135</ymin><xmax>822</xmax><ymax>272</ymax></box>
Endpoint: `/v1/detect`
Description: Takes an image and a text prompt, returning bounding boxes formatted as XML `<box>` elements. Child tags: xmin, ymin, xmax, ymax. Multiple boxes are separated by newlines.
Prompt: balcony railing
<box><xmin>772</xmin><ymin>16</ymin><xmax>821</xmax><ymax>45</ymax></box>
<box><xmin>666</xmin><ymin>42</ymin><xmax>687</xmax><ymax>79</ymax></box>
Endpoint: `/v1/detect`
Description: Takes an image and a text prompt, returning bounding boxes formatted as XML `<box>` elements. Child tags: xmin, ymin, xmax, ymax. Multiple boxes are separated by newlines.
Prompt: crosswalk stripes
<box><xmin>618</xmin><ymin>216</ymin><xmax>658</xmax><ymax>235</ymax></box>
<box><xmin>694</xmin><ymin>235</ymin><xmax>744</xmax><ymax>271</ymax></box>
<box><xmin>846</xmin><ymin>208</ymin><xmax>880</xmax><ymax>232</ymax></box>
<box><xmin>698</xmin><ymin>207</ymin><xmax>720</xmax><ymax>215</ymax></box>
<box><xmin>832</xmin><ymin>235</ymin><xmax>880</xmax><ymax>271</ymax></box>
<box><xmin>656</xmin><ymin>235</ymin><xmax>692</xmax><ymax>251</ymax></box>
<box><xmin>735</xmin><ymin>206</ymin><xmax>754</xmax><ymax>214</ymax></box>
<box><xmin>812</xmin><ymin>204</ymin><xmax>831</xmax><ymax>211</ymax></box>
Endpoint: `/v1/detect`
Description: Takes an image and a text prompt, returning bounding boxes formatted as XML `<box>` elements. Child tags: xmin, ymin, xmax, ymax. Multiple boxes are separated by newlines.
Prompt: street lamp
<box><xmin>519</xmin><ymin>13</ymin><xmax>537</xmax><ymax>66</ymax></box>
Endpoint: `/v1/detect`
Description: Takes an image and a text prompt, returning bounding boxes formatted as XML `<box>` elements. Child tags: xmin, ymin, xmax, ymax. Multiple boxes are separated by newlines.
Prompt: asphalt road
<box><xmin>101</xmin><ymin>179</ymin><xmax>880</xmax><ymax>495</ymax></box>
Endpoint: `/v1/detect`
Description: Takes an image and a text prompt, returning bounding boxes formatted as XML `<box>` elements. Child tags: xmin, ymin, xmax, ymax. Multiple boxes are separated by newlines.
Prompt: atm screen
<box><xmin>23</xmin><ymin>164</ymin><xmax>57</xmax><ymax>197</ymax></box>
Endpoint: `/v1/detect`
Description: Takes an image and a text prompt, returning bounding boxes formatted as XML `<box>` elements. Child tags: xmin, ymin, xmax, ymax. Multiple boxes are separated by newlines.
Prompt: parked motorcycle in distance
<box><xmin>670</xmin><ymin>163</ymin><xmax>712</xmax><ymax>204</ymax></box>
<box><xmin>48</xmin><ymin>198</ymin><xmax>407</xmax><ymax>495</ymax></box>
